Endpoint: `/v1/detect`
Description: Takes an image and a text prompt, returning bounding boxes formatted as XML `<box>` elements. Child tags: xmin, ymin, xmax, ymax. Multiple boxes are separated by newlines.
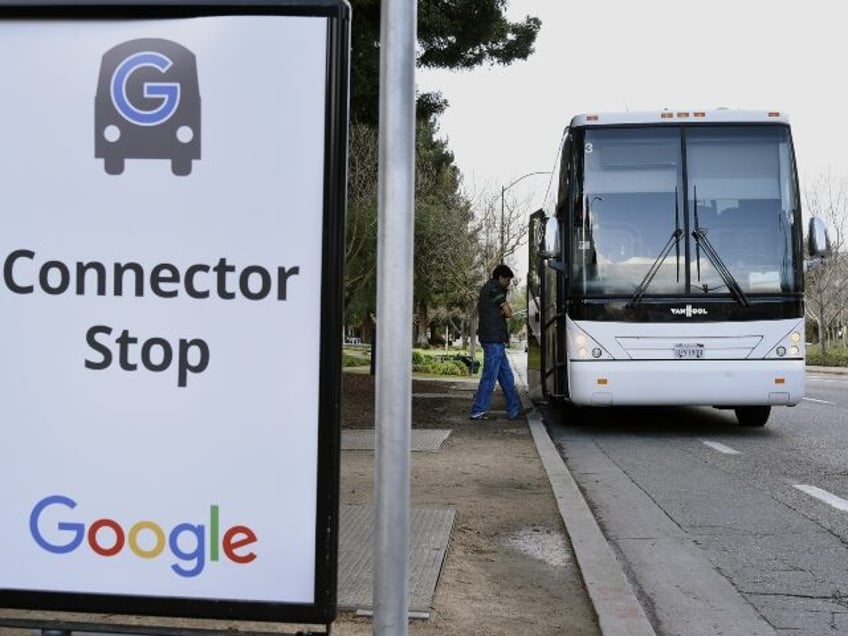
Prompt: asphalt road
<box><xmin>544</xmin><ymin>370</ymin><xmax>848</xmax><ymax>636</ymax></box>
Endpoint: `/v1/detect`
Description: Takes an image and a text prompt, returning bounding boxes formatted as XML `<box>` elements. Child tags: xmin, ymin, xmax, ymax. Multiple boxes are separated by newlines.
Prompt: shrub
<box><xmin>408</xmin><ymin>349</ymin><xmax>475</xmax><ymax>376</ymax></box>
<box><xmin>806</xmin><ymin>344</ymin><xmax>848</xmax><ymax>367</ymax></box>
<box><xmin>428</xmin><ymin>360</ymin><xmax>467</xmax><ymax>376</ymax></box>
<box><xmin>411</xmin><ymin>351</ymin><xmax>426</xmax><ymax>365</ymax></box>
<box><xmin>343</xmin><ymin>353</ymin><xmax>369</xmax><ymax>367</ymax></box>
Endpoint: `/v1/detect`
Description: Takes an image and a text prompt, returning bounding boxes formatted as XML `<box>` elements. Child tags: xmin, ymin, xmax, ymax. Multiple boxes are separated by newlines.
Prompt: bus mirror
<box><xmin>807</xmin><ymin>216</ymin><xmax>831</xmax><ymax>259</ymax></box>
<box><xmin>541</xmin><ymin>216</ymin><xmax>560</xmax><ymax>258</ymax></box>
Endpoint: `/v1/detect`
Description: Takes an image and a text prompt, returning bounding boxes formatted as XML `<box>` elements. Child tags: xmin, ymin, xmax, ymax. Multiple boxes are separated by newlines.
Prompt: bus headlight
<box><xmin>567</xmin><ymin>322</ymin><xmax>612</xmax><ymax>361</ymax></box>
<box><xmin>765</xmin><ymin>325</ymin><xmax>805</xmax><ymax>359</ymax></box>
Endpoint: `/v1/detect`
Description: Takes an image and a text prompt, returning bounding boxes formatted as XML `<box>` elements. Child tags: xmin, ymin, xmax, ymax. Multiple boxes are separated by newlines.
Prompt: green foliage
<box><xmin>806</xmin><ymin>344</ymin><xmax>848</xmax><ymax>367</ymax></box>
<box><xmin>343</xmin><ymin>350</ymin><xmax>371</xmax><ymax>367</ymax></box>
<box><xmin>413</xmin><ymin>117</ymin><xmax>480</xmax><ymax>341</ymax></box>
<box><xmin>411</xmin><ymin>348</ymin><xmax>478</xmax><ymax>376</ymax></box>
<box><xmin>426</xmin><ymin>360</ymin><xmax>468</xmax><ymax>376</ymax></box>
<box><xmin>346</xmin><ymin>117</ymin><xmax>482</xmax><ymax>333</ymax></box>
<box><xmin>343</xmin><ymin>347</ymin><xmax>476</xmax><ymax>376</ymax></box>
<box><xmin>345</xmin><ymin>1</ymin><xmax>542</xmax><ymax>336</ymax></box>
<box><xmin>349</xmin><ymin>0</ymin><xmax>541</xmax><ymax>125</ymax></box>
<box><xmin>344</xmin><ymin>123</ymin><xmax>379</xmax><ymax>325</ymax></box>
<box><xmin>508</xmin><ymin>314</ymin><xmax>524</xmax><ymax>336</ymax></box>
<box><xmin>417</xmin><ymin>1</ymin><xmax>541</xmax><ymax>69</ymax></box>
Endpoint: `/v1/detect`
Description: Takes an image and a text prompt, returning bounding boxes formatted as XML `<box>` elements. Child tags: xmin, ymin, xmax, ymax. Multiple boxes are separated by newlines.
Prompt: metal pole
<box><xmin>375</xmin><ymin>0</ymin><xmax>415</xmax><ymax>633</ymax></box>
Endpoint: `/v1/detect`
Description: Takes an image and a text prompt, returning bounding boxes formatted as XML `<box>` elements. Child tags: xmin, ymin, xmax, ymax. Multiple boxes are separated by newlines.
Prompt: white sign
<box><xmin>0</xmin><ymin>15</ymin><xmax>332</xmax><ymax>605</ymax></box>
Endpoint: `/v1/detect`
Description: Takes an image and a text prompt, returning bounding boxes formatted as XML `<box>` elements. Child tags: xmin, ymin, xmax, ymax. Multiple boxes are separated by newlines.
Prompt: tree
<box><xmin>344</xmin><ymin>122</ymin><xmax>380</xmax><ymax>328</ymax></box>
<box><xmin>349</xmin><ymin>0</ymin><xmax>541</xmax><ymax>124</ymax></box>
<box><xmin>344</xmin><ymin>117</ymin><xmax>482</xmax><ymax>345</ymax></box>
<box><xmin>343</xmin><ymin>1</ymin><xmax>542</xmax><ymax>342</ymax></box>
<box><xmin>412</xmin><ymin>117</ymin><xmax>479</xmax><ymax>345</ymax></box>
<box><xmin>804</xmin><ymin>170</ymin><xmax>848</xmax><ymax>355</ymax></box>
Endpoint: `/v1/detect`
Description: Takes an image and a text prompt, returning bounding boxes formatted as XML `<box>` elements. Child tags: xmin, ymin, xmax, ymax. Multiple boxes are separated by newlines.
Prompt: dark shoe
<box><xmin>469</xmin><ymin>412</ymin><xmax>488</xmax><ymax>420</ymax></box>
<box><xmin>508</xmin><ymin>411</ymin><xmax>522</xmax><ymax>420</ymax></box>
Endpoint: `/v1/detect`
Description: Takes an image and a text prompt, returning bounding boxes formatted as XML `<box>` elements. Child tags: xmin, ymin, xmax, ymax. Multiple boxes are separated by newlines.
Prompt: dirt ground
<box><xmin>331</xmin><ymin>371</ymin><xmax>598</xmax><ymax>635</ymax></box>
<box><xmin>0</xmin><ymin>370</ymin><xmax>599</xmax><ymax>636</ymax></box>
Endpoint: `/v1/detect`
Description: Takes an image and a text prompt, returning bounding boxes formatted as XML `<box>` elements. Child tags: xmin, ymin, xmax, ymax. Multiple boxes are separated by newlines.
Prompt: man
<box><xmin>469</xmin><ymin>264</ymin><xmax>521</xmax><ymax>420</ymax></box>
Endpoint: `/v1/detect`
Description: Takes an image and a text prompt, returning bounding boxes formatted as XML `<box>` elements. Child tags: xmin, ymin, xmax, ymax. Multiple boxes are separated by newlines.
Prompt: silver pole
<box><xmin>374</xmin><ymin>0</ymin><xmax>416</xmax><ymax>632</ymax></box>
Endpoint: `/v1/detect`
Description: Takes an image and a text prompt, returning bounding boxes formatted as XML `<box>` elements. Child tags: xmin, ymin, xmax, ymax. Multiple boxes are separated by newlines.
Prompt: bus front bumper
<box><xmin>568</xmin><ymin>359</ymin><xmax>804</xmax><ymax>407</ymax></box>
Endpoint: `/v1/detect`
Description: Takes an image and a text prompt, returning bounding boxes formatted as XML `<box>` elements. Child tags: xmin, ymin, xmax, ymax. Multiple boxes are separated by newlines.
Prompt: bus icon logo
<box><xmin>95</xmin><ymin>38</ymin><xmax>201</xmax><ymax>176</ymax></box>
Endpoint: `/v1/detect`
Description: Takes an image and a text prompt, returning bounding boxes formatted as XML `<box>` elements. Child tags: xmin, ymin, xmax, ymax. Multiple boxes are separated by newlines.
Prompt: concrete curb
<box><xmin>509</xmin><ymin>353</ymin><xmax>656</xmax><ymax>636</ymax></box>
<box><xmin>524</xmin><ymin>407</ymin><xmax>656</xmax><ymax>636</ymax></box>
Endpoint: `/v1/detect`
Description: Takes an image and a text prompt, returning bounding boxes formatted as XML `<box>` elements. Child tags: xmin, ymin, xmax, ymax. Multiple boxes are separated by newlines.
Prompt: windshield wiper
<box><xmin>627</xmin><ymin>228</ymin><xmax>684</xmax><ymax>307</ymax></box>
<box><xmin>627</xmin><ymin>191</ymin><xmax>682</xmax><ymax>307</ymax></box>
<box><xmin>691</xmin><ymin>227</ymin><xmax>749</xmax><ymax>307</ymax></box>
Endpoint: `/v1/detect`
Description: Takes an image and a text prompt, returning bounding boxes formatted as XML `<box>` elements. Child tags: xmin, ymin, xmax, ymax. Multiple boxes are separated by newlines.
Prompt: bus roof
<box><xmin>569</xmin><ymin>109</ymin><xmax>790</xmax><ymax>127</ymax></box>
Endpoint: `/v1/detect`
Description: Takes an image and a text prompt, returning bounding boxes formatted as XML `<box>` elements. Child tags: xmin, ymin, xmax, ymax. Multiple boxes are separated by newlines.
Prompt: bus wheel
<box><xmin>735</xmin><ymin>405</ymin><xmax>770</xmax><ymax>427</ymax></box>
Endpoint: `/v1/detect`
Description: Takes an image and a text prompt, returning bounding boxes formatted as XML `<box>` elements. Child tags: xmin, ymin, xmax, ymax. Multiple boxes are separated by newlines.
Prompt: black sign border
<box><xmin>0</xmin><ymin>0</ymin><xmax>348</xmax><ymax>627</ymax></box>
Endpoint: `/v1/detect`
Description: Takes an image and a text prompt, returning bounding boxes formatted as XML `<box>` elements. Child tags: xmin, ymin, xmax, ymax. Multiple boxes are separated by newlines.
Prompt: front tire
<box><xmin>735</xmin><ymin>405</ymin><xmax>771</xmax><ymax>427</ymax></box>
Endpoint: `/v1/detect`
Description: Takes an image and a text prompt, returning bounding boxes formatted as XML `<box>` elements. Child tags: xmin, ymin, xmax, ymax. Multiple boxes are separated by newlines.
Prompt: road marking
<box><xmin>802</xmin><ymin>397</ymin><xmax>835</xmax><ymax>404</ymax></box>
<box><xmin>701</xmin><ymin>440</ymin><xmax>740</xmax><ymax>455</ymax></box>
<box><xmin>794</xmin><ymin>485</ymin><xmax>848</xmax><ymax>512</ymax></box>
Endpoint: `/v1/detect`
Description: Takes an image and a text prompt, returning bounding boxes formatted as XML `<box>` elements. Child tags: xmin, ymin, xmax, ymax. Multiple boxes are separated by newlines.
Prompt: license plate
<box><xmin>673</xmin><ymin>343</ymin><xmax>704</xmax><ymax>359</ymax></box>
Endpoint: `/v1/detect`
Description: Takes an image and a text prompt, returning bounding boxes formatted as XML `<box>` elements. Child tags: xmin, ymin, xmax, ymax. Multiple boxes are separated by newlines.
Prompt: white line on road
<box><xmin>794</xmin><ymin>485</ymin><xmax>848</xmax><ymax>512</ymax></box>
<box><xmin>802</xmin><ymin>397</ymin><xmax>835</xmax><ymax>404</ymax></box>
<box><xmin>701</xmin><ymin>440</ymin><xmax>740</xmax><ymax>455</ymax></box>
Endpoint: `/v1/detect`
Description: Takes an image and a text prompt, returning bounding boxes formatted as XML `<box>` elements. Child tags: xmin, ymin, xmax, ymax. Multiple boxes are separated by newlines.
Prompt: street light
<box><xmin>500</xmin><ymin>171</ymin><xmax>551</xmax><ymax>264</ymax></box>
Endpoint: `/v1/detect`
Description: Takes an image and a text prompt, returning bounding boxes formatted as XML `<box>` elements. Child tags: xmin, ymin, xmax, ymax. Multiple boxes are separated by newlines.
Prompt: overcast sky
<box><xmin>417</xmin><ymin>0</ymin><xmax>845</xmax><ymax>210</ymax></box>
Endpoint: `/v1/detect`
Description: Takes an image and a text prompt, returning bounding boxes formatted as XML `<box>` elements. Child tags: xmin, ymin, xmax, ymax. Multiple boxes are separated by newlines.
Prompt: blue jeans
<box><xmin>471</xmin><ymin>343</ymin><xmax>521</xmax><ymax>418</ymax></box>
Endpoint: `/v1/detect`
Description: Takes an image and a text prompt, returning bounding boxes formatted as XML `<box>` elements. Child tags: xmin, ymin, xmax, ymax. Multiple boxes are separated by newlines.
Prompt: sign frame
<box><xmin>0</xmin><ymin>0</ymin><xmax>349</xmax><ymax>628</ymax></box>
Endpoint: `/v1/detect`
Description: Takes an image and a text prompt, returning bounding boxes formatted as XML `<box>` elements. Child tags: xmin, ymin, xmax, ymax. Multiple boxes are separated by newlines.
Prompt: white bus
<box><xmin>527</xmin><ymin>109</ymin><xmax>830</xmax><ymax>427</ymax></box>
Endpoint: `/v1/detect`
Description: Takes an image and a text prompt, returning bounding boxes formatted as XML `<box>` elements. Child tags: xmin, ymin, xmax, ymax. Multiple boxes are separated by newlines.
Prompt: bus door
<box><xmin>528</xmin><ymin>209</ymin><xmax>568</xmax><ymax>402</ymax></box>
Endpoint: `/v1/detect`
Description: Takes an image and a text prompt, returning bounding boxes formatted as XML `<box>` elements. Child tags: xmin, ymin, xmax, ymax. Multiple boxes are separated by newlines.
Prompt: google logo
<box><xmin>30</xmin><ymin>495</ymin><xmax>257</xmax><ymax>578</ymax></box>
<box><xmin>111</xmin><ymin>50</ymin><xmax>180</xmax><ymax>126</ymax></box>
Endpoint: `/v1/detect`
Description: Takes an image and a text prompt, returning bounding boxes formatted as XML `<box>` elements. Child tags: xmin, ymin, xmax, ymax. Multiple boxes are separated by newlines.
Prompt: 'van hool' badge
<box><xmin>95</xmin><ymin>39</ymin><xmax>201</xmax><ymax>176</ymax></box>
<box><xmin>670</xmin><ymin>304</ymin><xmax>708</xmax><ymax>317</ymax></box>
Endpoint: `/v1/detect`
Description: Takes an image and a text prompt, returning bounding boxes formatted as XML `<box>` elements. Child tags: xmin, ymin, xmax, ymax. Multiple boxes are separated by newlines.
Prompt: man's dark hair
<box><xmin>492</xmin><ymin>264</ymin><xmax>514</xmax><ymax>280</ymax></box>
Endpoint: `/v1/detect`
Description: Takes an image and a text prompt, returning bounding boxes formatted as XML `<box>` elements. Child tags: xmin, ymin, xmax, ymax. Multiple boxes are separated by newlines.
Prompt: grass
<box><xmin>343</xmin><ymin>345</ymin><xmax>486</xmax><ymax>376</ymax></box>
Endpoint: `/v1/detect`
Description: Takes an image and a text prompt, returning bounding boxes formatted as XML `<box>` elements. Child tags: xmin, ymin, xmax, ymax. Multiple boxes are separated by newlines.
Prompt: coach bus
<box><xmin>527</xmin><ymin>109</ymin><xmax>830</xmax><ymax>427</ymax></box>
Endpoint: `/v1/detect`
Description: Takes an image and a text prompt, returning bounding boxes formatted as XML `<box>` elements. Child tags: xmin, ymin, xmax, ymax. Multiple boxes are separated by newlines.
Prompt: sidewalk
<box><xmin>0</xmin><ymin>351</ymin><xmax>644</xmax><ymax>636</ymax></box>
<box><xmin>328</xmin><ymin>350</ymin><xmax>654</xmax><ymax>635</ymax></box>
<box><xmin>328</xmin><ymin>363</ymin><xmax>599</xmax><ymax>634</ymax></box>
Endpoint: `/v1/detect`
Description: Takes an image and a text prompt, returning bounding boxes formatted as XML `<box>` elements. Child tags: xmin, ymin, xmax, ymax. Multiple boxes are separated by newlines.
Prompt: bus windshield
<box><xmin>572</xmin><ymin>125</ymin><xmax>800</xmax><ymax>300</ymax></box>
